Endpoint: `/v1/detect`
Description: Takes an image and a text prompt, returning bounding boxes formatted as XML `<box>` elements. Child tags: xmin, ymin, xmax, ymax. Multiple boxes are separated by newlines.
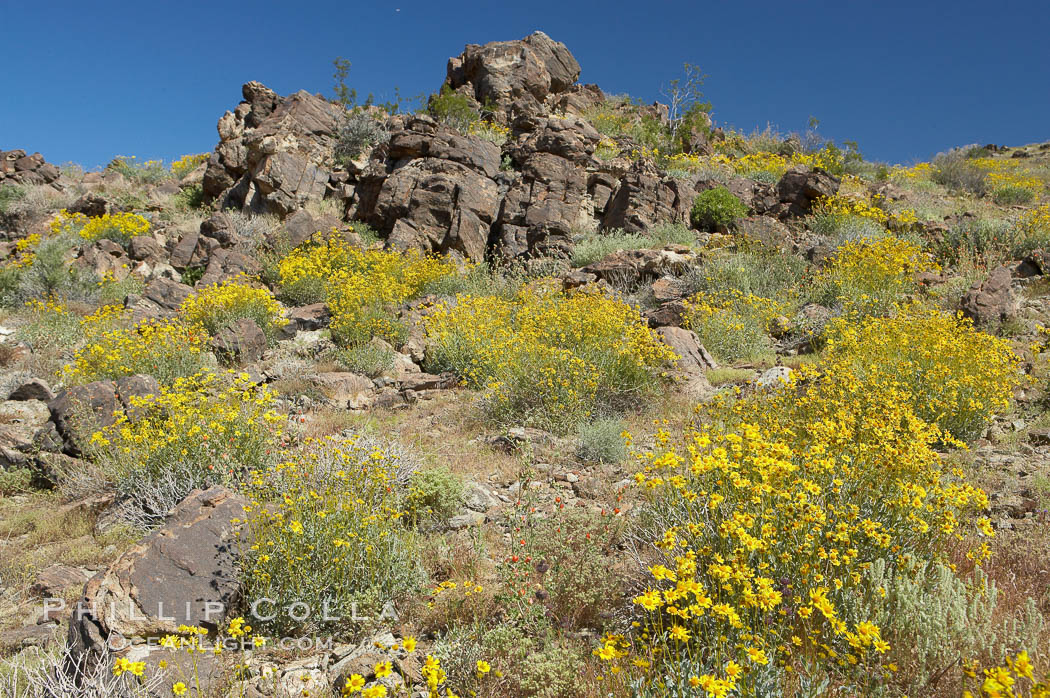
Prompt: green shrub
<box><xmin>930</xmin><ymin>218</ymin><xmax>1014</xmax><ymax>269</ymax></box>
<box><xmin>0</xmin><ymin>185</ymin><xmax>24</xmax><ymax>215</ymax></box>
<box><xmin>685</xmin><ymin>290</ymin><xmax>783</xmax><ymax>363</ymax></box>
<box><xmin>0</xmin><ymin>468</ymin><xmax>33</xmax><ymax>495</ymax></box>
<box><xmin>15</xmin><ymin>299</ymin><xmax>84</xmax><ymax>351</ymax></box>
<box><xmin>16</xmin><ymin>235</ymin><xmax>99</xmax><ymax>304</ymax></box>
<box><xmin>992</xmin><ymin>184</ymin><xmax>1037</xmax><ymax>205</ymax></box>
<box><xmin>428</xmin><ymin>85</ymin><xmax>479</xmax><ymax>131</ymax></box>
<box><xmin>683</xmin><ymin>247</ymin><xmax>805</xmax><ymax>300</ymax></box>
<box><xmin>504</xmin><ymin>508</ymin><xmax>622</xmax><ymax>630</ymax></box>
<box><xmin>105</xmin><ymin>156</ymin><xmax>171</xmax><ymax>184</ymax></box>
<box><xmin>931</xmin><ymin>148</ymin><xmax>988</xmax><ymax>195</ymax></box>
<box><xmin>690</xmin><ymin>187</ymin><xmax>748</xmax><ymax>230</ymax></box>
<box><xmin>858</xmin><ymin>559</ymin><xmax>1044</xmax><ymax>696</ymax></box>
<box><xmin>576</xmin><ymin>418</ymin><xmax>627</xmax><ymax>463</ymax></box>
<box><xmin>172</xmin><ymin>183</ymin><xmax>205</xmax><ymax>211</ymax></box>
<box><xmin>336</xmin><ymin>341</ymin><xmax>396</xmax><ymax>378</ymax></box>
<box><xmin>481</xmin><ymin>624</ymin><xmax>584</xmax><ymax>698</ymax></box>
<box><xmin>405</xmin><ymin>466</ymin><xmax>464</xmax><ymax>528</ymax></box>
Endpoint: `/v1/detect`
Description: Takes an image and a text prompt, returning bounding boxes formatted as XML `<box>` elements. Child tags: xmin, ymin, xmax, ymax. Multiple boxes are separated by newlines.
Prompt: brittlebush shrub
<box><xmin>822</xmin><ymin>308</ymin><xmax>1021</xmax><ymax>440</ymax></box>
<box><xmin>63</xmin><ymin>315</ymin><xmax>209</xmax><ymax>385</ymax></box>
<box><xmin>88</xmin><ymin>371</ymin><xmax>282</xmax><ymax>528</ymax></box>
<box><xmin>812</xmin><ymin>236</ymin><xmax>933</xmax><ymax>316</ymax></box>
<box><xmin>50</xmin><ymin>210</ymin><xmax>151</xmax><ymax>246</ymax></box>
<box><xmin>241</xmin><ymin>434</ymin><xmax>425</xmax><ymax>636</ymax></box>
<box><xmin>684</xmin><ymin>289</ymin><xmax>786</xmax><ymax>363</ymax></box>
<box><xmin>170</xmin><ymin>153</ymin><xmax>208</xmax><ymax>179</ymax></box>
<box><xmin>424</xmin><ymin>281</ymin><xmax>677</xmax><ymax>432</ymax></box>
<box><xmin>276</xmin><ymin>234</ymin><xmax>459</xmax><ymax>345</ymax></box>
<box><xmin>180</xmin><ymin>276</ymin><xmax>287</xmax><ymax>343</ymax></box>
<box><xmin>615</xmin><ymin>306</ymin><xmax>1021</xmax><ymax>695</ymax></box>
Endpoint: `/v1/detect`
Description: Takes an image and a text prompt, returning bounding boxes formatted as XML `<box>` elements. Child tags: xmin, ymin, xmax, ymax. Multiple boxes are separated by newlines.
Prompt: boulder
<box><xmin>774</xmin><ymin>167</ymin><xmax>840</xmax><ymax>218</ymax></box>
<box><xmin>655</xmin><ymin>327</ymin><xmax>717</xmax><ymax>373</ymax></box>
<box><xmin>143</xmin><ymin>278</ymin><xmax>194</xmax><ymax>311</ymax></box>
<box><xmin>128</xmin><ymin>235</ymin><xmax>166</xmax><ymax>262</ymax></box>
<box><xmin>66</xmin><ymin>487</ymin><xmax>245</xmax><ymax>681</ymax></box>
<box><xmin>313</xmin><ymin>372</ymin><xmax>375</xmax><ymax>410</ymax></box>
<box><xmin>0</xmin><ymin>149</ymin><xmax>60</xmax><ymax>186</ymax></box>
<box><xmin>582</xmin><ymin>246</ymin><xmax>695</xmax><ymax>284</ymax></box>
<box><xmin>68</xmin><ymin>193</ymin><xmax>110</xmax><ymax>218</ymax></box>
<box><xmin>961</xmin><ymin>265</ymin><xmax>1017</xmax><ymax>326</ymax></box>
<box><xmin>48</xmin><ymin>382</ymin><xmax>120</xmax><ymax>454</ymax></box>
<box><xmin>360</xmin><ymin>116</ymin><xmax>502</xmax><ymax>261</ymax></box>
<box><xmin>211</xmin><ymin>318</ymin><xmax>267</xmax><ymax>363</ymax></box>
<box><xmin>0</xmin><ymin>399</ymin><xmax>59</xmax><ymax>468</ymax></box>
<box><xmin>602</xmin><ymin>165</ymin><xmax>695</xmax><ymax>233</ymax></box>
<box><xmin>7</xmin><ymin>376</ymin><xmax>55</xmax><ymax>402</ymax></box>
<box><xmin>445</xmin><ymin>31</ymin><xmax>581</xmax><ymax>118</ymax></box>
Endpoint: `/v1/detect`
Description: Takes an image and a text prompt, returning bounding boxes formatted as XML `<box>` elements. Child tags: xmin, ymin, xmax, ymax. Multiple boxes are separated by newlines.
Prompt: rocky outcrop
<box><xmin>772</xmin><ymin>167</ymin><xmax>840</xmax><ymax>218</ymax></box>
<box><xmin>493</xmin><ymin>114</ymin><xmax>602</xmax><ymax>259</ymax></box>
<box><xmin>445</xmin><ymin>31</ymin><xmax>581</xmax><ymax>119</ymax></box>
<box><xmin>202</xmin><ymin>82</ymin><xmax>346</xmax><ymax>216</ymax></box>
<box><xmin>602</xmin><ymin>164</ymin><xmax>696</xmax><ymax>233</ymax></box>
<box><xmin>0</xmin><ymin>149</ymin><xmax>60</xmax><ymax>186</ymax></box>
<box><xmin>358</xmin><ymin>116</ymin><xmax>502</xmax><ymax>261</ymax></box>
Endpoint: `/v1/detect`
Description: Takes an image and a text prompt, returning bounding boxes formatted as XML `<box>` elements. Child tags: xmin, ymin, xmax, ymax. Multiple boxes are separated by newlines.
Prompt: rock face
<box><xmin>961</xmin><ymin>265</ymin><xmax>1017</xmax><ymax>326</ymax></box>
<box><xmin>202</xmin><ymin>81</ymin><xmax>346</xmax><ymax>215</ymax></box>
<box><xmin>445</xmin><ymin>31</ymin><xmax>581</xmax><ymax>118</ymax></box>
<box><xmin>0</xmin><ymin>149</ymin><xmax>60</xmax><ymax>186</ymax></box>
<box><xmin>359</xmin><ymin>116</ymin><xmax>502</xmax><ymax>261</ymax></box>
<box><xmin>66</xmin><ymin>487</ymin><xmax>245</xmax><ymax>678</ymax></box>
<box><xmin>493</xmin><ymin>114</ymin><xmax>602</xmax><ymax>259</ymax></box>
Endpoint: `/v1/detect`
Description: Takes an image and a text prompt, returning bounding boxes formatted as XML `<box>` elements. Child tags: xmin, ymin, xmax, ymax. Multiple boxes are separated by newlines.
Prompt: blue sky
<box><xmin>4</xmin><ymin>0</ymin><xmax>1048</xmax><ymax>169</ymax></box>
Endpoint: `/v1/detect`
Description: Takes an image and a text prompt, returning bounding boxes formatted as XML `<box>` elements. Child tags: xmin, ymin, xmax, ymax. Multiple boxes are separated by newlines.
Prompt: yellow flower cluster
<box><xmin>425</xmin><ymin>280</ymin><xmax>677</xmax><ymax>431</ymax></box>
<box><xmin>685</xmin><ymin>289</ymin><xmax>788</xmax><ymax>363</ymax></box>
<box><xmin>890</xmin><ymin>162</ymin><xmax>933</xmax><ymax>181</ymax></box>
<box><xmin>241</xmin><ymin>434</ymin><xmax>422</xmax><ymax>635</ymax></box>
<box><xmin>814</xmin><ymin>193</ymin><xmax>919</xmax><ymax>228</ymax></box>
<box><xmin>72</xmin><ymin>211</ymin><xmax>151</xmax><ymax>245</ymax></box>
<box><xmin>180</xmin><ymin>276</ymin><xmax>287</xmax><ymax>341</ymax></box>
<box><xmin>628</xmin><ymin>308</ymin><xmax>1006</xmax><ymax>687</ymax></box>
<box><xmin>48</xmin><ymin>209</ymin><xmax>90</xmax><ymax>237</ymax></box>
<box><xmin>971</xmin><ymin>157</ymin><xmax>1045</xmax><ymax>197</ymax></box>
<box><xmin>963</xmin><ymin>650</ymin><xmax>1048</xmax><ymax>698</ymax></box>
<box><xmin>815</xmin><ymin>236</ymin><xmax>933</xmax><ymax>316</ymax></box>
<box><xmin>467</xmin><ymin>120</ymin><xmax>510</xmax><ymax>145</ymax></box>
<box><xmin>170</xmin><ymin>152</ymin><xmax>209</xmax><ymax>178</ymax></box>
<box><xmin>822</xmin><ymin>307</ymin><xmax>1021</xmax><ymax>440</ymax></box>
<box><xmin>277</xmin><ymin>233</ymin><xmax>459</xmax><ymax>345</ymax></box>
<box><xmin>1018</xmin><ymin>204</ymin><xmax>1050</xmax><ymax>243</ymax></box>
<box><xmin>64</xmin><ymin>315</ymin><xmax>208</xmax><ymax>384</ymax></box>
<box><xmin>89</xmin><ymin>371</ymin><xmax>282</xmax><ymax>519</ymax></box>
<box><xmin>3</xmin><ymin>233</ymin><xmax>43</xmax><ymax>270</ymax></box>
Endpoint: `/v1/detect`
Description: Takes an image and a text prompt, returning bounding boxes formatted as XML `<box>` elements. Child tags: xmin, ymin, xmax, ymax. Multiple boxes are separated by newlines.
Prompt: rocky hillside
<box><xmin>0</xmin><ymin>30</ymin><xmax>1048</xmax><ymax>698</ymax></box>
